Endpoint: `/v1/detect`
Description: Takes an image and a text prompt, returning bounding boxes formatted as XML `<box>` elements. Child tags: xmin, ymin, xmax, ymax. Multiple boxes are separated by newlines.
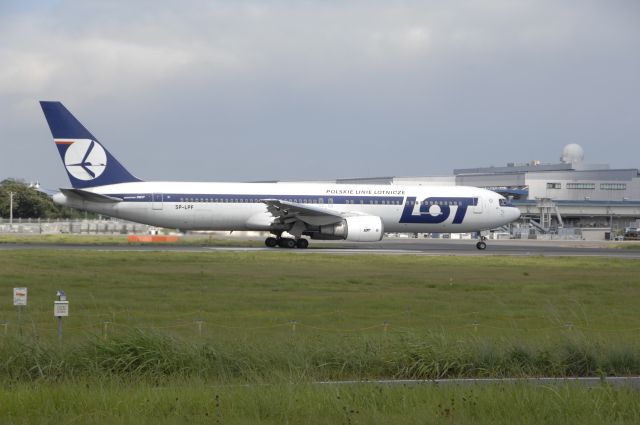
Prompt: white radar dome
<box><xmin>561</xmin><ymin>144</ymin><xmax>584</xmax><ymax>163</ymax></box>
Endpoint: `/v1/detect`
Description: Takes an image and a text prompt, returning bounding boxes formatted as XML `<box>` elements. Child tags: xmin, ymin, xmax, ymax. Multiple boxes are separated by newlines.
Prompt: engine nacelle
<box><xmin>311</xmin><ymin>215</ymin><xmax>384</xmax><ymax>242</ymax></box>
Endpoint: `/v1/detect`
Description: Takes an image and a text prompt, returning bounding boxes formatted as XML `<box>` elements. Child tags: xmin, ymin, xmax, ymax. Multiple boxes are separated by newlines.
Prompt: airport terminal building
<box><xmin>339</xmin><ymin>145</ymin><xmax>640</xmax><ymax>239</ymax></box>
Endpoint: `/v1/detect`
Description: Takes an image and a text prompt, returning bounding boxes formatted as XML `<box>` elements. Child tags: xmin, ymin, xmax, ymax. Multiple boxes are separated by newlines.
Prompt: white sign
<box><xmin>13</xmin><ymin>287</ymin><xmax>27</xmax><ymax>306</ymax></box>
<box><xmin>54</xmin><ymin>301</ymin><xmax>69</xmax><ymax>317</ymax></box>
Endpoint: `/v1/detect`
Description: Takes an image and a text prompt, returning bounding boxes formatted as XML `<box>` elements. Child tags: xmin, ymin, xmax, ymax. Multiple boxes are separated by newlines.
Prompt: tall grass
<box><xmin>1</xmin><ymin>330</ymin><xmax>639</xmax><ymax>383</ymax></box>
<box><xmin>2</xmin><ymin>380</ymin><xmax>639</xmax><ymax>425</ymax></box>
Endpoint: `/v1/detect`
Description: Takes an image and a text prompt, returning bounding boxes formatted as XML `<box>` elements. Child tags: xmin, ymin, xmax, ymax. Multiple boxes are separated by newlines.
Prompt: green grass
<box><xmin>1</xmin><ymin>250</ymin><xmax>639</xmax><ymax>422</ymax></box>
<box><xmin>0</xmin><ymin>250</ymin><xmax>638</xmax><ymax>379</ymax></box>
<box><xmin>1</xmin><ymin>251</ymin><xmax>638</xmax><ymax>342</ymax></box>
<box><xmin>610</xmin><ymin>242</ymin><xmax>640</xmax><ymax>250</ymax></box>
<box><xmin>1</xmin><ymin>330</ymin><xmax>639</xmax><ymax>383</ymax></box>
<box><xmin>1</xmin><ymin>380</ymin><xmax>639</xmax><ymax>424</ymax></box>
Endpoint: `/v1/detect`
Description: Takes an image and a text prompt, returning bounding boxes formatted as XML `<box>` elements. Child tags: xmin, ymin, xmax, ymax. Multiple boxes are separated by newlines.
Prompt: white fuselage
<box><xmin>53</xmin><ymin>181</ymin><xmax>521</xmax><ymax>235</ymax></box>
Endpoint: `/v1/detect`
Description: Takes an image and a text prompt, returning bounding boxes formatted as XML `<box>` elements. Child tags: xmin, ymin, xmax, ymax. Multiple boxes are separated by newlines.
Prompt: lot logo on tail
<box><xmin>56</xmin><ymin>139</ymin><xmax>107</xmax><ymax>181</ymax></box>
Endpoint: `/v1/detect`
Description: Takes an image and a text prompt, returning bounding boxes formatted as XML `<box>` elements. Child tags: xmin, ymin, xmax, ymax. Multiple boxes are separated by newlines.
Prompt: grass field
<box><xmin>0</xmin><ymin>249</ymin><xmax>639</xmax><ymax>422</ymax></box>
<box><xmin>2</xmin><ymin>381</ymin><xmax>640</xmax><ymax>425</ymax></box>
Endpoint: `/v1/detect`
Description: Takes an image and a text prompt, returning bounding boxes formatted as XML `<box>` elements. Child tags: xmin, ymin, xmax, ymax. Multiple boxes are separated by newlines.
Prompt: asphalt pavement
<box><xmin>1</xmin><ymin>238</ymin><xmax>639</xmax><ymax>258</ymax></box>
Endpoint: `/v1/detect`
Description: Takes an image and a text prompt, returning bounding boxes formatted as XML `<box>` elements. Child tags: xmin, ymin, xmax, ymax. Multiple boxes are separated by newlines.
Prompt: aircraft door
<box><xmin>473</xmin><ymin>197</ymin><xmax>483</xmax><ymax>214</ymax></box>
<box><xmin>152</xmin><ymin>193</ymin><xmax>163</xmax><ymax>210</ymax></box>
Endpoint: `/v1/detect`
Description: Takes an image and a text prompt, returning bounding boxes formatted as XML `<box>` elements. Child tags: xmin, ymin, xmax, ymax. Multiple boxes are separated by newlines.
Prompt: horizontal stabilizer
<box><xmin>60</xmin><ymin>188</ymin><xmax>122</xmax><ymax>203</ymax></box>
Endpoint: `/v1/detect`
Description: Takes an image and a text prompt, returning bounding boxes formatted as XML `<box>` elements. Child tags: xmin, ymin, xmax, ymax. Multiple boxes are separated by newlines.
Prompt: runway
<box><xmin>1</xmin><ymin>238</ymin><xmax>640</xmax><ymax>258</ymax></box>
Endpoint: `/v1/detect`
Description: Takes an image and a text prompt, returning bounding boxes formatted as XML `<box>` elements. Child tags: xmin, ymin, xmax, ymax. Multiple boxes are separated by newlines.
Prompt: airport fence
<box><xmin>3</xmin><ymin>308</ymin><xmax>640</xmax><ymax>341</ymax></box>
<box><xmin>0</xmin><ymin>218</ymin><xmax>150</xmax><ymax>235</ymax></box>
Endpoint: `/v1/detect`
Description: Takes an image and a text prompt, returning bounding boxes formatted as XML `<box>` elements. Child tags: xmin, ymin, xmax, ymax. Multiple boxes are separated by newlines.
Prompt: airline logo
<box><xmin>399</xmin><ymin>196</ymin><xmax>477</xmax><ymax>224</ymax></box>
<box><xmin>55</xmin><ymin>139</ymin><xmax>107</xmax><ymax>181</ymax></box>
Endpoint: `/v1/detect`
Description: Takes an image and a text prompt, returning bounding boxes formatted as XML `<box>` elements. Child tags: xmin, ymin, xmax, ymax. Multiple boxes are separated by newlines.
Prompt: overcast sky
<box><xmin>1</xmin><ymin>0</ymin><xmax>639</xmax><ymax>189</ymax></box>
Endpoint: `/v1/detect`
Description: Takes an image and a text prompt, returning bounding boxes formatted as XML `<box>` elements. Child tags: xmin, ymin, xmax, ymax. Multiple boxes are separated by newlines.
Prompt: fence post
<box><xmin>57</xmin><ymin>316</ymin><xmax>63</xmax><ymax>343</ymax></box>
<box><xmin>17</xmin><ymin>306</ymin><xmax>22</xmax><ymax>336</ymax></box>
<box><xmin>103</xmin><ymin>321</ymin><xmax>110</xmax><ymax>340</ymax></box>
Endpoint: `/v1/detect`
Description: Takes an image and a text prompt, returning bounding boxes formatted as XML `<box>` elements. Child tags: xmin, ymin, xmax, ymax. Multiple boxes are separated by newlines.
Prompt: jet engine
<box><xmin>307</xmin><ymin>216</ymin><xmax>383</xmax><ymax>242</ymax></box>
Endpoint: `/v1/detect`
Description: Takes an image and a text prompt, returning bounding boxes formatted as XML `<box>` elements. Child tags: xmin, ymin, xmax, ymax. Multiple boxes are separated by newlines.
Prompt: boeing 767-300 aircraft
<box><xmin>41</xmin><ymin>101</ymin><xmax>520</xmax><ymax>249</ymax></box>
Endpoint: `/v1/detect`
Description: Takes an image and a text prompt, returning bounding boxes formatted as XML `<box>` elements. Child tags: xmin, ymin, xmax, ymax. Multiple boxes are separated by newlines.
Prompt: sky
<box><xmin>1</xmin><ymin>0</ymin><xmax>639</xmax><ymax>190</ymax></box>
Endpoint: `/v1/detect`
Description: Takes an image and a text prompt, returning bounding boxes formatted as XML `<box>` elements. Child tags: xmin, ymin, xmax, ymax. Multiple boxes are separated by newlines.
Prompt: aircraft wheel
<box><xmin>296</xmin><ymin>239</ymin><xmax>309</xmax><ymax>249</ymax></box>
<box><xmin>476</xmin><ymin>241</ymin><xmax>487</xmax><ymax>250</ymax></box>
<box><xmin>278</xmin><ymin>238</ymin><xmax>296</xmax><ymax>248</ymax></box>
<box><xmin>265</xmin><ymin>237</ymin><xmax>278</xmax><ymax>248</ymax></box>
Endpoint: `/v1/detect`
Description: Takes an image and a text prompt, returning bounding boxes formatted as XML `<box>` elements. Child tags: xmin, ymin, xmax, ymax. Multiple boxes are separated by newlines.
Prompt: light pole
<box><xmin>9</xmin><ymin>192</ymin><xmax>14</xmax><ymax>227</ymax></box>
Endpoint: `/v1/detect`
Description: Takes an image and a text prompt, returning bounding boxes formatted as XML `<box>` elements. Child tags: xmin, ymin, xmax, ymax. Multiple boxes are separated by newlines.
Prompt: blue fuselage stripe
<box><xmin>107</xmin><ymin>193</ymin><xmax>406</xmax><ymax>205</ymax></box>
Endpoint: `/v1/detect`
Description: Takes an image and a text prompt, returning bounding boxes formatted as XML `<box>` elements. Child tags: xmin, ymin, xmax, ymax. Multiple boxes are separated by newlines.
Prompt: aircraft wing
<box><xmin>260</xmin><ymin>199</ymin><xmax>354</xmax><ymax>226</ymax></box>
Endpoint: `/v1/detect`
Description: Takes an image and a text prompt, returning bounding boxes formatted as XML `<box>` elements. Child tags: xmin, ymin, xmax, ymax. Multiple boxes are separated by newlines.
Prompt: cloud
<box><xmin>0</xmin><ymin>39</ymin><xmax>197</xmax><ymax>95</ymax></box>
<box><xmin>2</xmin><ymin>0</ymin><xmax>635</xmax><ymax>98</ymax></box>
<box><xmin>0</xmin><ymin>0</ymin><xmax>639</xmax><ymax>185</ymax></box>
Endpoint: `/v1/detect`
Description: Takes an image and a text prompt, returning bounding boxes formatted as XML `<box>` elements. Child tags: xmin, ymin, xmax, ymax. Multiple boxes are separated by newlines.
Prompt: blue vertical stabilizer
<box><xmin>40</xmin><ymin>101</ymin><xmax>141</xmax><ymax>188</ymax></box>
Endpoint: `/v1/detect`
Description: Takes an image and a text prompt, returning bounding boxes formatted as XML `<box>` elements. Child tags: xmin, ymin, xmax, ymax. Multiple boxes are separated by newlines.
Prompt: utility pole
<box><xmin>9</xmin><ymin>192</ymin><xmax>14</xmax><ymax>227</ymax></box>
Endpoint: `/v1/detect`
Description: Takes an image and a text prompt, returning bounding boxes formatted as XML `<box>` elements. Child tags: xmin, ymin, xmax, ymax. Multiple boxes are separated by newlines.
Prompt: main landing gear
<box><xmin>476</xmin><ymin>235</ymin><xmax>487</xmax><ymax>250</ymax></box>
<box><xmin>265</xmin><ymin>236</ymin><xmax>309</xmax><ymax>249</ymax></box>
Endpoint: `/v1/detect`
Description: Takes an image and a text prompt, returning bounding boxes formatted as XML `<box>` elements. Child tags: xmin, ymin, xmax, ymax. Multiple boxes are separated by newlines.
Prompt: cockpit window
<box><xmin>499</xmin><ymin>198</ymin><xmax>512</xmax><ymax>207</ymax></box>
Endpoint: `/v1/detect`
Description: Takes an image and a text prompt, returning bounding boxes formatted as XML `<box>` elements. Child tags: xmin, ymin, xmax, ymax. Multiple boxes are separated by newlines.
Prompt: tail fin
<box><xmin>40</xmin><ymin>101</ymin><xmax>141</xmax><ymax>188</ymax></box>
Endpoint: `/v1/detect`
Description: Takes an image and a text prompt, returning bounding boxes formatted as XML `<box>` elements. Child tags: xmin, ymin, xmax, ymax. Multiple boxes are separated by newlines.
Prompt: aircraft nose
<box><xmin>508</xmin><ymin>207</ymin><xmax>521</xmax><ymax>222</ymax></box>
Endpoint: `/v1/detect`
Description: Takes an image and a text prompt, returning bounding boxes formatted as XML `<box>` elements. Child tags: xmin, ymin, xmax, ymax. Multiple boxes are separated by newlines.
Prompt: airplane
<box><xmin>40</xmin><ymin>101</ymin><xmax>521</xmax><ymax>250</ymax></box>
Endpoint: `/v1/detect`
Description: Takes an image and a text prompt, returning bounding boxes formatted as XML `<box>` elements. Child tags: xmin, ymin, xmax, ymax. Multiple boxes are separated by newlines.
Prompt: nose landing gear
<box><xmin>476</xmin><ymin>235</ymin><xmax>487</xmax><ymax>250</ymax></box>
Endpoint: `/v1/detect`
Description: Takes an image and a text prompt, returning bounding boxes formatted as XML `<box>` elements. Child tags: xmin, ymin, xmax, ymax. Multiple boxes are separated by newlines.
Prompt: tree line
<box><xmin>0</xmin><ymin>179</ymin><xmax>90</xmax><ymax>219</ymax></box>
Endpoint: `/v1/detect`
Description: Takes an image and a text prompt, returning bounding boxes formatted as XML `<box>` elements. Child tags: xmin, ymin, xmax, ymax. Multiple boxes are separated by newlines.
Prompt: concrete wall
<box><xmin>581</xmin><ymin>228</ymin><xmax>609</xmax><ymax>241</ymax></box>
